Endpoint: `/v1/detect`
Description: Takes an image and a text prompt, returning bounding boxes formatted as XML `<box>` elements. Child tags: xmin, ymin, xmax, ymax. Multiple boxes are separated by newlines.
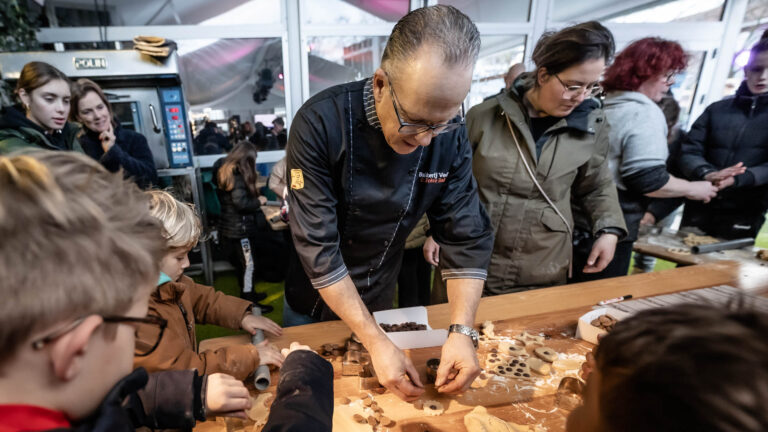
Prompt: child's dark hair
<box><xmin>595</xmin><ymin>302</ymin><xmax>768</xmax><ymax>432</ymax></box>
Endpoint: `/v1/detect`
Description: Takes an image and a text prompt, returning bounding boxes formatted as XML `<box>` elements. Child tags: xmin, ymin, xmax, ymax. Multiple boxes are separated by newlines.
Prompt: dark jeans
<box><xmin>397</xmin><ymin>247</ymin><xmax>432</xmax><ymax>307</ymax></box>
<box><xmin>570</xmin><ymin>235</ymin><xmax>634</xmax><ymax>283</ymax></box>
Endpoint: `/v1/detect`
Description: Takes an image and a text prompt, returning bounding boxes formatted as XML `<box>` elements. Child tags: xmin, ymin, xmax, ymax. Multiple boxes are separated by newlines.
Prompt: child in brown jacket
<box><xmin>135</xmin><ymin>190</ymin><xmax>284</xmax><ymax>380</ymax></box>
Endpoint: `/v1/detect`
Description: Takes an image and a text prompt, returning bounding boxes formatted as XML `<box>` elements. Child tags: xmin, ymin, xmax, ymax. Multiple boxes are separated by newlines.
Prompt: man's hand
<box><xmin>582</xmin><ymin>233</ymin><xmax>618</xmax><ymax>274</ymax></box>
<box><xmin>639</xmin><ymin>212</ymin><xmax>656</xmax><ymax>226</ymax></box>
<box><xmin>685</xmin><ymin>180</ymin><xmax>718</xmax><ymax>203</ymax></box>
<box><xmin>423</xmin><ymin>236</ymin><xmax>440</xmax><ymax>266</ymax></box>
<box><xmin>704</xmin><ymin>162</ymin><xmax>746</xmax><ymax>183</ymax></box>
<box><xmin>714</xmin><ymin>175</ymin><xmax>736</xmax><ymax>190</ymax></box>
<box><xmin>435</xmin><ymin>332</ymin><xmax>480</xmax><ymax>394</ymax></box>
<box><xmin>205</xmin><ymin>373</ymin><xmax>251</xmax><ymax>419</ymax></box>
<box><xmin>99</xmin><ymin>123</ymin><xmax>116</xmax><ymax>152</ymax></box>
<box><xmin>367</xmin><ymin>337</ymin><xmax>424</xmax><ymax>401</ymax></box>
<box><xmin>241</xmin><ymin>314</ymin><xmax>282</xmax><ymax>338</ymax></box>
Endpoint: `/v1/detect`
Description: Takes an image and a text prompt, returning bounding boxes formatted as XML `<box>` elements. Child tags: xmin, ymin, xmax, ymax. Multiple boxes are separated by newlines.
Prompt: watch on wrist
<box><xmin>448</xmin><ymin>324</ymin><xmax>479</xmax><ymax>348</ymax></box>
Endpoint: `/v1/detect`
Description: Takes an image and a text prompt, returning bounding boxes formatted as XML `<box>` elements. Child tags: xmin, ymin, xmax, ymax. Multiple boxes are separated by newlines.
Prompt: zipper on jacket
<box><xmin>176</xmin><ymin>301</ymin><xmax>195</xmax><ymax>350</ymax></box>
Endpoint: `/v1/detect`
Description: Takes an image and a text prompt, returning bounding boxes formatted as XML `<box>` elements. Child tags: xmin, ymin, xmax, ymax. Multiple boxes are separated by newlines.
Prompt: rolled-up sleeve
<box><xmin>285</xmin><ymin>107</ymin><xmax>348</xmax><ymax>289</ymax></box>
<box><xmin>428</xmin><ymin>128</ymin><xmax>494</xmax><ymax>281</ymax></box>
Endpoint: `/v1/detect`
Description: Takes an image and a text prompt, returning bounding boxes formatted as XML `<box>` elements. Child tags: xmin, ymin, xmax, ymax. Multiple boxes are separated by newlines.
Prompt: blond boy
<box><xmin>0</xmin><ymin>151</ymin><xmax>252</xmax><ymax>430</ymax></box>
<box><xmin>137</xmin><ymin>190</ymin><xmax>283</xmax><ymax>380</ymax></box>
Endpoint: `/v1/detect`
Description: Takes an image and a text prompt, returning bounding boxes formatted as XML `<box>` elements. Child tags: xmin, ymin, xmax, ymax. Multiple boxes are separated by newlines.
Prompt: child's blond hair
<box><xmin>146</xmin><ymin>190</ymin><xmax>202</xmax><ymax>250</ymax></box>
<box><xmin>0</xmin><ymin>151</ymin><xmax>165</xmax><ymax>366</ymax></box>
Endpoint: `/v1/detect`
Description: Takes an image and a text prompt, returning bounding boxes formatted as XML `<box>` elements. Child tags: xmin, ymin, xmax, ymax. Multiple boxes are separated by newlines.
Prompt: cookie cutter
<box><xmin>359</xmin><ymin>363</ymin><xmax>383</xmax><ymax>390</ymax></box>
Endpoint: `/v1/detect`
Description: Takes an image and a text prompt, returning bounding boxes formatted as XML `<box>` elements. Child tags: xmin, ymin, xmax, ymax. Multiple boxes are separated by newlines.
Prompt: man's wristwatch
<box><xmin>448</xmin><ymin>324</ymin><xmax>479</xmax><ymax>348</ymax></box>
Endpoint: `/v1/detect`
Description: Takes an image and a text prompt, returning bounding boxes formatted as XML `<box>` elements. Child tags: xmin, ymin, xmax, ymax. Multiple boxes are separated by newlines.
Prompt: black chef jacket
<box><xmin>286</xmin><ymin>79</ymin><xmax>493</xmax><ymax>320</ymax></box>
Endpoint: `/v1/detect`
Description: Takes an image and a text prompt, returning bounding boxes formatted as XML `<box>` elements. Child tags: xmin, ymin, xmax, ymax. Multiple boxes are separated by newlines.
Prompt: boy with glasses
<box><xmin>0</xmin><ymin>151</ymin><xmax>252</xmax><ymax>430</ymax></box>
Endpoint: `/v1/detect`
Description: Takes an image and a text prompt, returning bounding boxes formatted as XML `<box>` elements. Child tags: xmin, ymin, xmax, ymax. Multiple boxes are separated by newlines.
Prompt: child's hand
<box><xmin>205</xmin><ymin>373</ymin><xmax>251</xmax><ymax>419</ymax></box>
<box><xmin>241</xmin><ymin>314</ymin><xmax>283</xmax><ymax>337</ymax></box>
<box><xmin>255</xmin><ymin>340</ymin><xmax>285</xmax><ymax>367</ymax></box>
<box><xmin>280</xmin><ymin>341</ymin><xmax>315</xmax><ymax>358</ymax></box>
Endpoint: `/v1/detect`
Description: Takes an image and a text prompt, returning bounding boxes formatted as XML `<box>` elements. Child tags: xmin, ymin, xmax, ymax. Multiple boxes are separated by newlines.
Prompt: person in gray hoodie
<box><xmin>572</xmin><ymin>38</ymin><xmax>719</xmax><ymax>282</ymax></box>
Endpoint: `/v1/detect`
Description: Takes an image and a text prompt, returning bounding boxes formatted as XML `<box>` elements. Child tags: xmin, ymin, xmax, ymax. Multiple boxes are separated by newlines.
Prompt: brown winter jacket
<box><xmin>467</xmin><ymin>79</ymin><xmax>626</xmax><ymax>295</ymax></box>
<box><xmin>133</xmin><ymin>275</ymin><xmax>260</xmax><ymax>380</ymax></box>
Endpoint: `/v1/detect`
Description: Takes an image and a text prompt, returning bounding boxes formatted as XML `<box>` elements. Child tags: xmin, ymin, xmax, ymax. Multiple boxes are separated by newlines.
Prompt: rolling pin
<box><xmin>251</xmin><ymin>307</ymin><xmax>271</xmax><ymax>390</ymax></box>
<box><xmin>691</xmin><ymin>237</ymin><xmax>754</xmax><ymax>254</ymax></box>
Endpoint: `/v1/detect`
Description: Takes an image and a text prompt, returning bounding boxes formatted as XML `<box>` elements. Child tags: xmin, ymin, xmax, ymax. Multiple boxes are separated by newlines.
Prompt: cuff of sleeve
<box><xmin>310</xmin><ymin>265</ymin><xmax>349</xmax><ymax>289</ymax></box>
<box><xmin>100</xmin><ymin>144</ymin><xmax>123</xmax><ymax>170</ymax></box>
<box><xmin>734</xmin><ymin>170</ymin><xmax>755</xmax><ymax>187</ymax></box>
<box><xmin>693</xmin><ymin>165</ymin><xmax>716</xmax><ymax>180</ymax></box>
<box><xmin>194</xmin><ymin>372</ymin><xmax>206</xmax><ymax>421</ymax></box>
<box><xmin>597</xmin><ymin>227</ymin><xmax>627</xmax><ymax>241</ymax></box>
<box><xmin>441</xmin><ymin>268</ymin><xmax>487</xmax><ymax>281</ymax></box>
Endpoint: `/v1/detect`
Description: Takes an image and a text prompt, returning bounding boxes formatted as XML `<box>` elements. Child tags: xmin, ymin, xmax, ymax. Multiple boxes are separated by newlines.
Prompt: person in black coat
<box><xmin>71</xmin><ymin>79</ymin><xmax>157</xmax><ymax>189</ymax></box>
<box><xmin>677</xmin><ymin>37</ymin><xmax>768</xmax><ymax>239</ymax></box>
<box><xmin>195</xmin><ymin>121</ymin><xmax>230</xmax><ymax>155</ymax></box>
<box><xmin>213</xmin><ymin>141</ymin><xmax>288</xmax><ymax>311</ymax></box>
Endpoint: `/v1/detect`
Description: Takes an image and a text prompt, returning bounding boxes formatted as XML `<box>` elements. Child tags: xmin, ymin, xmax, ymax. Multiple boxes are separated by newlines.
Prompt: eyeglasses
<box><xmin>32</xmin><ymin>314</ymin><xmax>167</xmax><ymax>357</ymax></box>
<box><xmin>385</xmin><ymin>71</ymin><xmax>465</xmax><ymax>136</ymax></box>
<box><xmin>553</xmin><ymin>74</ymin><xmax>603</xmax><ymax>98</ymax></box>
<box><xmin>664</xmin><ymin>72</ymin><xmax>677</xmax><ymax>85</ymax></box>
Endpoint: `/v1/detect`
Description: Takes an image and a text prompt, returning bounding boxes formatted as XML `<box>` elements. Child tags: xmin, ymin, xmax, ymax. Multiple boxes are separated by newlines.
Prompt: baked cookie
<box><xmin>534</xmin><ymin>346</ymin><xmax>558</xmax><ymax>363</ymax></box>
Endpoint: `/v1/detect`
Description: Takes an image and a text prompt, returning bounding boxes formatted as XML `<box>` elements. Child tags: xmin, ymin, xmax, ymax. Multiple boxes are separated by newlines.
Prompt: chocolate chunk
<box><xmin>523</xmin><ymin>373</ymin><xmax>530</xmax><ymax>377</ymax></box>
<box><xmin>368</xmin><ymin>416</ymin><xmax>378</xmax><ymax>426</ymax></box>
<box><xmin>353</xmin><ymin>414</ymin><xmax>366</xmax><ymax>423</ymax></box>
<box><xmin>380</xmin><ymin>416</ymin><xmax>395</xmax><ymax>427</ymax></box>
<box><xmin>338</xmin><ymin>396</ymin><xmax>350</xmax><ymax>405</ymax></box>
<box><xmin>514</xmin><ymin>372</ymin><xmax>521</xmax><ymax>376</ymax></box>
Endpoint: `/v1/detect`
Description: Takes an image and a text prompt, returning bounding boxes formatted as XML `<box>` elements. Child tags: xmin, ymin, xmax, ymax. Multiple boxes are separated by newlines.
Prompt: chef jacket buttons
<box><xmin>384</xmin><ymin>240</ymin><xmax>389</xmax><ymax>246</ymax></box>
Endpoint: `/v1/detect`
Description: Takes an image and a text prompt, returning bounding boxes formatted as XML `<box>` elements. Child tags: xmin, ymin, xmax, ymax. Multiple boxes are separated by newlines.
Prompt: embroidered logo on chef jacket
<box><xmin>418</xmin><ymin>171</ymin><xmax>449</xmax><ymax>183</ymax></box>
<box><xmin>291</xmin><ymin>169</ymin><xmax>304</xmax><ymax>189</ymax></box>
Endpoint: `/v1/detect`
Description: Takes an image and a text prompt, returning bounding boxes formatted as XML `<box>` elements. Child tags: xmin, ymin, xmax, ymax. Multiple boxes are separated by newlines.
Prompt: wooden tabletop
<box><xmin>197</xmin><ymin>261</ymin><xmax>768</xmax><ymax>431</ymax></box>
<box><xmin>633</xmin><ymin>230</ymin><xmax>768</xmax><ymax>266</ymax></box>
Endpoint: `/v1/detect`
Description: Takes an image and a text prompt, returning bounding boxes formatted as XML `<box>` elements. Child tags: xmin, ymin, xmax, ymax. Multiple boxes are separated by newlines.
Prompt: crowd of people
<box><xmin>1</xmin><ymin>4</ymin><xmax>767</xmax><ymax>432</ymax></box>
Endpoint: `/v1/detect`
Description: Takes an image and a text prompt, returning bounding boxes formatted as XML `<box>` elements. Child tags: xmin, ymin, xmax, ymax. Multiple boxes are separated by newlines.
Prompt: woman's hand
<box><xmin>99</xmin><ymin>123</ymin><xmax>116</xmax><ymax>152</ymax></box>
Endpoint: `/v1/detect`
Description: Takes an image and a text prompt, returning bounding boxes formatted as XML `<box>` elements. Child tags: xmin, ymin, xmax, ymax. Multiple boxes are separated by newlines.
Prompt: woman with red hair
<box><xmin>571</xmin><ymin>37</ymin><xmax>718</xmax><ymax>282</ymax></box>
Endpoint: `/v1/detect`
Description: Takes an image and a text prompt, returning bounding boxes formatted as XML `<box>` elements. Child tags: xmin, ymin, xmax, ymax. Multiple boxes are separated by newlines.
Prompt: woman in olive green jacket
<box><xmin>465</xmin><ymin>22</ymin><xmax>626</xmax><ymax>295</ymax></box>
<box><xmin>0</xmin><ymin>62</ymin><xmax>82</xmax><ymax>154</ymax></box>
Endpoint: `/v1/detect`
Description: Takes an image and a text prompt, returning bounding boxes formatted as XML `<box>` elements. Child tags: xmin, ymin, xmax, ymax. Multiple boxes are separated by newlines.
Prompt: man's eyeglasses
<box><xmin>385</xmin><ymin>72</ymin><xmax>465</xmax><ymax>136</ymax></box>
<box><xmin>32</xmin><ymin>314</ymin><xmax>167</xmax><ymax>357</ymax></box>
<box><xmin>553</xmin><ymin>74</ymin><xmax>603</xmax><ymax>98</ymax></box>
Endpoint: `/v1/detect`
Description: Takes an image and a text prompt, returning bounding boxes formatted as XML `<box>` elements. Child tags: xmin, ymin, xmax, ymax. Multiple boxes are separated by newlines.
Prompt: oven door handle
<box><xmin>148</xmin><ymin>103</ymin><xmax>162</xmax><ymax>134</ymax></box>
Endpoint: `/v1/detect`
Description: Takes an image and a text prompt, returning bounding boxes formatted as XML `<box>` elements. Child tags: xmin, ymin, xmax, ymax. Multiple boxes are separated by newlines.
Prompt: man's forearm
<box><xmin>445</xmin><ymin>278</ymin><xmax>483</xmax><ymax>327</ymax></box>
<box><xmin>317</xmin><ymin>275</ymin><xmax>387</xmax><ymax>347</ymax></box>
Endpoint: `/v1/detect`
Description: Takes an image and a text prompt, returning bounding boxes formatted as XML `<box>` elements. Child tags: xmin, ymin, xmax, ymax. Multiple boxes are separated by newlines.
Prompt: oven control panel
<box><xmin>159</xmin><ymin>87</ymin><xmax>192</xmax><ymax>167</ymax></box>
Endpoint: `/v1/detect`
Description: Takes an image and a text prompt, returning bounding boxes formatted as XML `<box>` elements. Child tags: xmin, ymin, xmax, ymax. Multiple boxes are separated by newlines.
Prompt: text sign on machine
<box><xmin>73</xmin><ymin>57</ymin><xmax>107</xmax><ymax>70</ymax></box>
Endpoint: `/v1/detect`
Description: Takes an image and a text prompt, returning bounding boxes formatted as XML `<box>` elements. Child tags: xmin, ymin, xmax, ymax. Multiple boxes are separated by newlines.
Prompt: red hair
<box><xmin>603</xmin><ymin>37</ymin><xmax>688</xmax><ymax>92</ymax></box>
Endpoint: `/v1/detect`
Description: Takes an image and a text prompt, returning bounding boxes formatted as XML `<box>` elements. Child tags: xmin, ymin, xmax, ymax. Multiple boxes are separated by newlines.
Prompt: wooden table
<box><xmin>633</xmin><ymin>229</ymin><xmax>768</xmax><ymax>266</ymax></box>
<box><xmin>197</xmin><ymin>262</ymin><xmax>768</xmax><ymax>431</ymax></box>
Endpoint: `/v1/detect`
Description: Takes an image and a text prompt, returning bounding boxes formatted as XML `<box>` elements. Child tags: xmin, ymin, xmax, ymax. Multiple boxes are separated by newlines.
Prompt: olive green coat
<box><xmin>0</xmin><ymin>107</ymin><xmax>82</xmax><ymax>154</ymax></box>
<box><xmin>467</xmin><ymin>85</ymin><xmax>626</xmax><ymax>295</ymax></box>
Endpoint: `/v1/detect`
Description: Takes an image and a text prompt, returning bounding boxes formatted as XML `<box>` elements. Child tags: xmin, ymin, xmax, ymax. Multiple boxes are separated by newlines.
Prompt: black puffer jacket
<box><xmin>213</xmin><ymin>158</ymin><xmax>267</xmax><ymax>238</ymax></box>
<box><xmin>677</xmin><ymin>82</ymin><xmax>768</xmax><ymax>236</ymax></box>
